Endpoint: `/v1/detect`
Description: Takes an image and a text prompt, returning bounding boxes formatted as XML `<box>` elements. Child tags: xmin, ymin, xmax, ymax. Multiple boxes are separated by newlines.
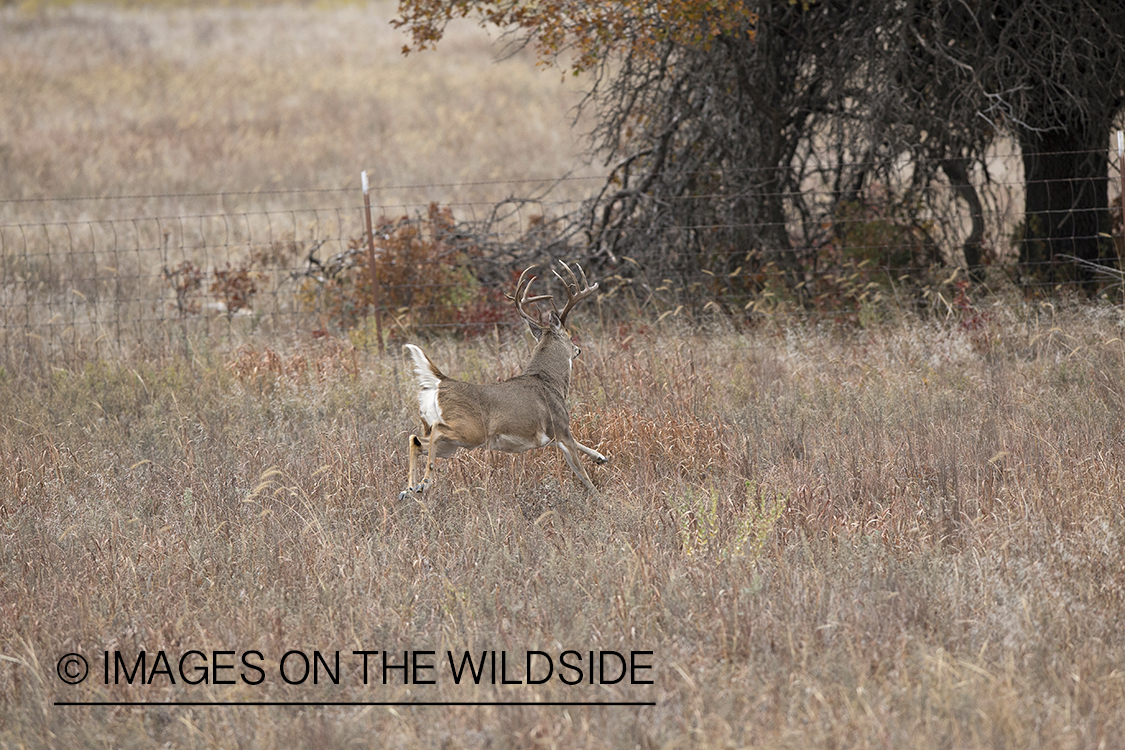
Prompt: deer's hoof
<box><xmin>399</xmin><ymin>482</ymin><xmax>426</xmax><ymax>500</ymax></box>
<box><xmin>595</xmin><ymin>455</ymin><xmax>609</xmax><ymax>465</ymax></box>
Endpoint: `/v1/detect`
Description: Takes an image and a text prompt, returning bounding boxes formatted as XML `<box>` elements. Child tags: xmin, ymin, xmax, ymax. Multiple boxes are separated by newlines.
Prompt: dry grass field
<box><xmin>0</xmin><ymin>0</ymin><xmax>600</xmax><ymax>221</ymax></box>
<box><xmin>3</xmin><ymin>305</ymin><xmax>1125</xmax><ymax>748</ymax></box>
<box><xmin>2</xmin><ymin>3</ymin><xmax>1125</xmax><ymax>749</ymax></box>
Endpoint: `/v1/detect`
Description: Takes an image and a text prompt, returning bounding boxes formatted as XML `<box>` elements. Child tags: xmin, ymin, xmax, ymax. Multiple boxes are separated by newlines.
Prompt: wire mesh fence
<box><xmin>0</xmin><ymin>183</ymin><xmax>606</xmax><ymax>369</ymax></box>
<box><xmin>0</xmin><ymin>203</ymin><xmax>354</xmax><ymax>364</ymax></box>
<box><xmin>2</xmin><ymin>151</ymin><xmax>1123</xmax><ymax>369</ymax></box>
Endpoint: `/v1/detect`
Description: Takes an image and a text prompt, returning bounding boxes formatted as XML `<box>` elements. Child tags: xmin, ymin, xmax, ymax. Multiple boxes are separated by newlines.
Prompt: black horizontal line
<box><xmin>55</xmin><ymin>701</ymin><xmax>655</xmax><ymax>707</ymax></box>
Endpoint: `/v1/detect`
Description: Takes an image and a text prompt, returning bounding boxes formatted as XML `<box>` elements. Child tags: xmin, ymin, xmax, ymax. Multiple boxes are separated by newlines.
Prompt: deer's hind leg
<box><xmin>555</xmin><ymin>436</ymin><xmax>597</xmax><ymax>493</ymax></box>
<box><xmin>401</xmin><ymin>429</ymin><xmax>429</xmax><ymax>500</ymax></box>
<box><xmin>400</xmin><ymin>423</ymin><xmax>470</xmax><ymax>500</ymax></box>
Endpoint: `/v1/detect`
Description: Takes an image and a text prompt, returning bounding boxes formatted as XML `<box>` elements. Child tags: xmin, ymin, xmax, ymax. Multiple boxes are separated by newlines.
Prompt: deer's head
<box><xmin>510</xmin><ymin>262</ymin><xmax>597</xmax><ymax>376</ymax></box>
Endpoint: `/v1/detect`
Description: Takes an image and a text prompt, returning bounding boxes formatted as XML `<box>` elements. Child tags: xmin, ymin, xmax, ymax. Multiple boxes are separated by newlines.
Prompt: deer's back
<box><xmin>438</xmin><ymin>375</ymin><xmax>565</xmax><ymax>453</ymax></box>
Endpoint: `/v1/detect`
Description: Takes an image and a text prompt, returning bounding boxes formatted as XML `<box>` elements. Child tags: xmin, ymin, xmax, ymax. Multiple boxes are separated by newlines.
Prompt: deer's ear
<box><xmin>548</xmin><ymin>310</ymin><xmax>563</xmax><ymax>332</ymax></box>
<box><xmin>526</xmin><ymin>319</ymin><xmax>544</xmax><ymax>340</ymax></box>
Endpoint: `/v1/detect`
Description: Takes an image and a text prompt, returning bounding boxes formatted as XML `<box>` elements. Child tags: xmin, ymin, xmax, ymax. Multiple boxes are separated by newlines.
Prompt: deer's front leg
<box><xmin>574</xmin><ymin>439</ymin><xmax>608</xmax><ymax>465</ymax></box>
<box><xmin>556</xmin><ymin>437</ymin><xmax>597</xmax><ymax>493</ymax></box>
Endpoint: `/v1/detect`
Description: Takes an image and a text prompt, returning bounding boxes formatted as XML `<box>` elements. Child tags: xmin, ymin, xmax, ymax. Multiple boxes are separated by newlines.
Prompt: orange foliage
<box><xmin>394</xmin><ymin>0</ymin><xmax>759</xmax><ymax>74</ymax></box>
<box><xmin>299</xmin><ymin>203</ymin><xmax>516</xmax><ymax>337</ymax></box>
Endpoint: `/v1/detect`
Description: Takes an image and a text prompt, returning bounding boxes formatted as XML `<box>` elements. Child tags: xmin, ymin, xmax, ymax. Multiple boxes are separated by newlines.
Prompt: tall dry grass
<box><xmin>2</xmin><ymin>300</ymin><xmax>1124</xmax><ymax>748</ymax></box>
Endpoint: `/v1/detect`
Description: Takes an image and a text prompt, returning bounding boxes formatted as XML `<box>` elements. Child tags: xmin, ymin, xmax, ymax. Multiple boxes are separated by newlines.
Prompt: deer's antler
<box><xmin>507</xmin><ymin>266</ymin><xmax>553</xmax><ymax>327</ymax></box>
<box><xmin>552</xmin><ymin>261</ymin><xmax>598</xmax><ymax>326</ymax></box>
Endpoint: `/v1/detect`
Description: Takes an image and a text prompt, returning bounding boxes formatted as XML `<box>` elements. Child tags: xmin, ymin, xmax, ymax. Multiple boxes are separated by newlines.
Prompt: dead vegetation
<box><xmin>2</xmin><ymin>301</ymin><xmax>1124</xmax><ymax>748</ymax></box>
<box><xmin>1</xmin><ymin>4</ymin><xmax>1124</xmax><ymax>748</ymax></box>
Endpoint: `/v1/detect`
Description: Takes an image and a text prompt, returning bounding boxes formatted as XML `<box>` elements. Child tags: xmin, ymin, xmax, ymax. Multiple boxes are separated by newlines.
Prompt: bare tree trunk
<box><xmin>1018</xmin><ymin>129</ymin><xmax>1113</xmax><ymax>287</ymax></box>
<box><xmin>941</xmin><ymin>158</ymin><xmax>985</xmax><ymax>279</ymax></box>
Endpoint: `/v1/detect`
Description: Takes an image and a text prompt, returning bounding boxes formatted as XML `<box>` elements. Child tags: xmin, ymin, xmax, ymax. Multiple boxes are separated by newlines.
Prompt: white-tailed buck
<box><xmin>400</xmin><ymin>261</ymin><xmax>607</xmax><ymax>500</ymax></box>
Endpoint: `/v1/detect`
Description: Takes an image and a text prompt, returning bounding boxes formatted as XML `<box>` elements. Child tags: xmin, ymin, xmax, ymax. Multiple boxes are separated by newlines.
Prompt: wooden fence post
<box><xmin>362</xmin><ymin>170</ymin><xmax>385</xmax><ymax>355</ymax></box>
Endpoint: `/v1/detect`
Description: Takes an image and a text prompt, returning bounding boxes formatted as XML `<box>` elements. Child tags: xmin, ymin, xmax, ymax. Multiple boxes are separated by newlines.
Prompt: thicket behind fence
<box><xmin>2</xmin><ymin>149</ymin><xmax>1123</xmax><ymax>369</ymax></box>
<box><xmin>0</xmin><ymin>182</ymin><xmax>590</xmax><ymax>369</ymax></box>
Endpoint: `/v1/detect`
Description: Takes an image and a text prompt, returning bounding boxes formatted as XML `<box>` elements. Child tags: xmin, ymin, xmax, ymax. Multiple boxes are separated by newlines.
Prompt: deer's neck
<box><xmin>523</xmin><ymin>344</ymin><xmax>571</xmax><ymax>398</ymax></box>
